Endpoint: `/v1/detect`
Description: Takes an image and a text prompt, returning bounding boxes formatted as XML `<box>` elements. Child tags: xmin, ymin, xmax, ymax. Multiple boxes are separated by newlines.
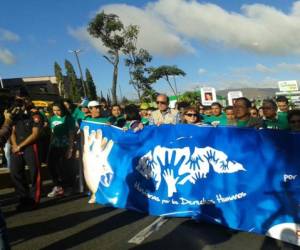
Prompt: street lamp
<box><xmin>68</xmin><ymin>49</ymin><xmax>87</xmax><ymax>98</ymax></box>
<box><xmin>0</xmin><ymin>76</ymin><xmax>4</xmax><ymax>88</ymax></box>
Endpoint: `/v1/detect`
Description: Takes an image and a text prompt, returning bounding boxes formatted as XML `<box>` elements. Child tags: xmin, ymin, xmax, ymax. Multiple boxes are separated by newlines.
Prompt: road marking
<box><xmin>128</xmin><ymin>217</ymin><xmax>168</xmax><ymax>245</ymax></box>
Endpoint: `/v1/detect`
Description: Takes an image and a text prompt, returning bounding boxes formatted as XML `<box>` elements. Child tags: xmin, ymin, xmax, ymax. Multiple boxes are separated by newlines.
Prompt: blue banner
<box><xmin>81</xmin><ymin>121</ymin><xmax>300</xmax><ymax>245</ymax></box>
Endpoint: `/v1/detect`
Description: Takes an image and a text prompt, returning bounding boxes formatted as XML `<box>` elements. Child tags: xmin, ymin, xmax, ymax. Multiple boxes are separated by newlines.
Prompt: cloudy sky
<box><xmin>1</xmin><ymin>0</ymin><xmax>300</xmax><ymax>98</ymax></box>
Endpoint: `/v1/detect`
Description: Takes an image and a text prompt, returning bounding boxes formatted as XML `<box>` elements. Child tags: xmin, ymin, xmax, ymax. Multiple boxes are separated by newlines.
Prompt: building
<box><xmin>1</xmin><ymin>76</ymin><xmax>61</xmax><ymax>102</ymax></box>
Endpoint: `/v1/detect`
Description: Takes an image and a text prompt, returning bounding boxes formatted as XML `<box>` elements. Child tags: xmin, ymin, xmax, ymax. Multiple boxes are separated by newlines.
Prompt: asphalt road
<box><xmin>0</xmin><ymin>187</ymin><xmax>298</xmax><ymax>250</ymax></box>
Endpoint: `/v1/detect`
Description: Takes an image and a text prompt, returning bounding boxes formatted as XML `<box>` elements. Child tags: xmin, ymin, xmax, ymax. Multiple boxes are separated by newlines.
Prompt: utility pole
<box><xmin>69</xmin><ymin>49</ymin><xmax>87</xmax><ymax>98</ymax></box>
<box><xmin>0</xmin><ymin>76</ymin><xmax>4</xmax><ymax>88</ymax></box>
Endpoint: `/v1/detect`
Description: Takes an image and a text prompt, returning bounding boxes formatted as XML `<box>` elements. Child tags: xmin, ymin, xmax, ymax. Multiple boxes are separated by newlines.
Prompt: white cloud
<box><xmin>70</xmin><ymin>3</ymin><xmax>194</xmax><ymax>57</ymax></box>
<box><xmin>255</xmin><ymin>64</ymin><xmax>274</xmax><ymax>73</ymax></box>
<box><xmin>277</xmin><ymin>63</ymin><xmax>300</xmax><ymax>72</ymax></box>
<box><xmin>0</xmin><ymin>48</ymin><xmax>16</xmax><ymax>64</ymax></box>
<box><xmin>0</xmin><ymin>28</ymin><xmax>20</xmax><ymax>42</ymax></box>
<box><xmin>68</xmin><ymin>26</ymin><xmax>107</xmax><ymax>54</ymax></box>
<box><xmin>198</xmin><ymin>68</ymin><xmax>207</xmax><ymax>75</ymax></box>
<box><xmin>71</xmin><ymin>1</ymin><xmax>300</xmax><ymax>57</ymax></box>
<box><xmin>152</xmin><ymin>0</ymin><xmax>300</xmax><ymax>55</ymax></box>
<box><xmin>102</xmin><ymin>4</ymin><xmax>195</xmax><ymax>56</ymax></box>
<box><xmin>214</xmin><ymin>76</ymin><xmax>278</xmax><ymax>90</ymax></box>
<box><xmin>234</xmin><ymin>62</ymin><xmax>300</xmax><ymax>75</ymax></box>
<box><xmin>0</xmin><ymin>28</ymin><xmax>19</xmax><ymax>65</ymax></box>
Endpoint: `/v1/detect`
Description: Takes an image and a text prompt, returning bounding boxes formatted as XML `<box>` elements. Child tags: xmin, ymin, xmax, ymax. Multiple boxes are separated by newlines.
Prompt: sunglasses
<box><xmin>156</xmin><ymin>101</ymin><xmax>167</xmax><ymax>105</ymax></box>
<box><xmin>185</xmin><ymin>113</ymin><xmax>197</xmax><ymax>117</ymax></box>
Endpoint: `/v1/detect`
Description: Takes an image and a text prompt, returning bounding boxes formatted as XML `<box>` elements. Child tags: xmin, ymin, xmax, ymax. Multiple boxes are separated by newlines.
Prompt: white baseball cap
<box><xmin>87</xmin><ymin>100</ymin><xmax>100</xmax><ymax>108</ymax></box>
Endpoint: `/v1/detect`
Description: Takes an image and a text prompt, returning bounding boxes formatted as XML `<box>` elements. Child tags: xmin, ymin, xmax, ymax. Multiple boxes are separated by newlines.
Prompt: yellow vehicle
<box><xmin>32</xmin><ymin>100</ymin><xmax>54</xmax><ymax>118</ymax></box>
<box><xmin>32</xmin><ymin>100</ymin><xmax>53</xmax><ymax>108</ymax></box>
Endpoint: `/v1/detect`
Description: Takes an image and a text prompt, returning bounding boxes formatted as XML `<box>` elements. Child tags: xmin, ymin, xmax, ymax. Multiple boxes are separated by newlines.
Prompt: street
<box><xmin>0</xmin><ymin>185</ymin><xmax>298</xmax><ymax>250</ymax></box>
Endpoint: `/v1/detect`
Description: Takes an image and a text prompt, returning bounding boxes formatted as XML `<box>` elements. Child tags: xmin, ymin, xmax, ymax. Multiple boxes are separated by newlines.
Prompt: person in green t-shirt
<box><xmin>276</xmin><ymin>95</ymin><xmax>290</xmax><ymax>130</ymax></box>
<box><xmin>75</xmin><ymin>99</ymin><xmax>90</xmax><ymax>126</ymax></box>
<box><xmin>107</xmin><ymin>104</ymin><xmax>126</xmax><ymax>127</ymax></box>
<box><xmin>262</xmin><ymin>99</ymin><xmax>286</xmax><ymax>130</ymax></box>
<box><xmin>276</xmin><ymin>96</ymin><xmax>289</xmax><ymax>113</ymax></box>
<box><xmin>83</xmin><ymin>100</ymin><xmax>109</xmax><ymax>124</ymax></box>
<box><xmin>139</xmin><ymin>103</ymin><xmax>150</xmax><ymax>125</ymax></box>
<box><xmin>47</xmin><ymin>102</ymin><xmax>76</xmax><ymax>198</ymax></box>
<box><xmin>202</xmin><ymin>106</ymin><xmax>212</xmax><ymax>123</ymax></box>
<box><xmin>233</xmin><ymin>97</ymin><xmax>263</xmax><ymax>128</ymax></box>
<box><xmin>205</xmin><ymin>102</ymin><xmax>227</xmax><ymax>126</ymax></box>
<box><xmin>224</xmin><ymin>106</ymin><xmax>236</xmax><ymax>126</ymax></box>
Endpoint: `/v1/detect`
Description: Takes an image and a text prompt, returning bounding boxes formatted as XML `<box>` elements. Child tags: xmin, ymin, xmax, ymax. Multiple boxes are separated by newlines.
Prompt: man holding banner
<box><xmin>149</xmin><ymin>94</ymin><xmax>179</xmax><ymax>125</ymax></box>
<box><xmin>233</xmin><ymin>97</ymin><xmax>263</xmax><ymax>128</ymax></box>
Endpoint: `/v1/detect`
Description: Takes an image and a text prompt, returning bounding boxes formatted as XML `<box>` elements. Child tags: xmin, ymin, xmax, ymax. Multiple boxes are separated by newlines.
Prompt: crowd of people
<box><xmin>0</xmin><ymin>94</ymin><xmax>300</xmax><ymax>211</ymax></box>
<box><xmin>0</xmin><ymin>92</ymin><xmax>300</xmax><ymax>249</ymax></box>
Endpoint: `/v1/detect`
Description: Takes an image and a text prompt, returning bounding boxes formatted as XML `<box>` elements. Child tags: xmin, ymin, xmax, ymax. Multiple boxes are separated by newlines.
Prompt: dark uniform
<box><xmin>10</xmin><ymin>111</ymin><xmax>44</xmax><ymax>207</ymax></box>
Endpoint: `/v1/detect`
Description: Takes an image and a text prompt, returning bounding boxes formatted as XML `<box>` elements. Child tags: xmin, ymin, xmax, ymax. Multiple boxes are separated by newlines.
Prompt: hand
<box><xmin>133</xmin><ymin>123</ymin><xmax>144</xmax><ymax>132</ymax></box>
<box><xmin>4</xmin><ymin>110</ymin><xmax>12</xmax><ymax>123</ymax></box>
<box><xmin>163</xmin><ymin>169</ymin><xmax>179</xmax><ymax>197</ymax></box>
<box><xmin>65</xmin><ymin>148</ymin><xmax>73</xmax><ymax>159</ymax></box>
<box><xmin>12</xmin><ymin>144</ymin><xmax>21</xmax><ymax>154</ymax></box>
<box><xmin>211</xmin><ymin>121</ymin><xmax>220</xmax><ymax>127</ymax></box>
<box><xmin>6</xmin><ymin>107</ymin><xmax>20</xmax><ymax>120</ymax></box>
<box><xmin>82</xmin><ymin>126</ymin><xmax>114</xmax><ymax>203</ymax></box>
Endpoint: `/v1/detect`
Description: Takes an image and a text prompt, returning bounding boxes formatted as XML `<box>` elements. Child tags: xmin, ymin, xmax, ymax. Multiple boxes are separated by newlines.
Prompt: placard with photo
<box><xmin>201</xmin><ymin>87</ymin><xmax>216</xmax><ymax>106</ymax></box>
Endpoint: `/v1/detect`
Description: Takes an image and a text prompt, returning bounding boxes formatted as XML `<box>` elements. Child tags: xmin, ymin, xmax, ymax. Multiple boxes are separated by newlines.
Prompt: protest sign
<box><xmin>81</xmin><ymin>122</ymin><xmax>300</xmax><ymax>246</ymax></box>
<box><xmin>227</xmin><ymin>91</ymin><xmax>243</xmax><ymax>105</ymax></box>
<box><xmin>200</xmin><ymin>87</ymin><xmax>216</xmax><ymax>106</ymax></box>
<box><xmin>278</xmin><ymin>80</ymin><xmax>299</xmax><ymax>92</ymax></box>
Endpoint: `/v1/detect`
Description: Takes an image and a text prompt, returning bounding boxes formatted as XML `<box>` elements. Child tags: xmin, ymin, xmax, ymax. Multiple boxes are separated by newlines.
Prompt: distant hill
<box><xmin>217</xmin><ymin>88</ymin><xmax>278</xmax><ymax>100</ymax></box>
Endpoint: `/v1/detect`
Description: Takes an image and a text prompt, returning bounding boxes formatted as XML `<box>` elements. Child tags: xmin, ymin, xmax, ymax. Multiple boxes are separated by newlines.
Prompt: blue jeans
<box><xmin>4</xmin><ymin>142</ymin><xmax>11</xmax><ymax>169</ymax></box>
<box><xmin>0</xmin><ymin>210</ymin><xmax>9</xmax><ymax>250</ymax></box>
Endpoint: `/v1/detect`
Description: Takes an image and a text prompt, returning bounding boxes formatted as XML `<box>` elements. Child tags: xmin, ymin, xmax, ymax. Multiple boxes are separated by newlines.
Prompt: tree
<box><xmin>65</xmin><ymin>60</ymin><xmax>80</xmax><ymax>102</ymax></box>
<box><xmin>54</xmin><ymin>62</ymin><xmax>65</xmax><ymax>97</ymax></box>
<box><xmin>88</xmin><ymin>11</ymin><xmax>125</xmax><ymax>104</ymax></box>
<box><xmin>106</xmin><ymin>92</ymin><xmax>111</xmax><ymax>107</ymax></box>
<box><xmin>120</xmin><ymin>96</ymin><xmax>130</xmax><ymax>105</ymax></box>
<box><xmin>85</xmin><ymin>69</ymin><xmax>97</xmax><ymax>100</ymax></box>
<box><xmin>100</xmin><ymin>90</ymin><xmax>104</xmax><ymax>100</ymax></box>
<box><xmin>149</xmin><ymin>65</ymin><xmax>186</xmax><ymax>98</ymax></box>
<box><xmin>122</xmin><ymin>25</ymin><xmax>154</xmax><ymax>101</ymax></box>
<box><xmin>179</xmin><ymin>91</ymin><xmax>200</xmax><ymax>103</ymax></box>
<box><xmin>140</xmin><ymin>86</ymin><xmax>157</xmax><ymax>103</ymax></box>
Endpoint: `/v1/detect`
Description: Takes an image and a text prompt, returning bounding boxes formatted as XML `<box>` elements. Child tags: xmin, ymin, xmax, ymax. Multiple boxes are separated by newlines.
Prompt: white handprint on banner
<box><xmin>203</xmin><ymin>147</ymin><xmax>246</xmax><ymax>173</ymax></box>
<box><xmin>136</xmin><ymin>146</ymin><xmax>246</xmax><ymax>198</ymax></box>
<box><xmin>136</xmin><ymin>151</ymin><xmax>161</xmax><ymax>190</ymax></box>
<box><xmin>178</xmin><ymin>148</ymin><xmax>210</xmax><ymax>185</ymax></box>
<box><xmin>136</xmin><ymin>146</ymin><xmax>189</xmax><ymax>197</ymax></box>
<box><xmin>163</xmin><ymin>169</ymin><xmax>179</xmax><ymax>197</ymax></box>
<box><xmin>83</xmin><ymin>126</ymin><xmax>114</xmax><ymax>203</ymax></box>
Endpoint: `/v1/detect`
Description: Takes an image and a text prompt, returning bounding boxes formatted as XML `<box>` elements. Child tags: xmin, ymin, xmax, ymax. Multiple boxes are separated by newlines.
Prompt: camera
<box><xmin>0</xmin><ymin>89</ymin><xmax>14</xmax><ymax>126</ymax></box>
<box><xmin>8</xmin><ymin>99</ymin><xmax>25</xmax><ymax>113</ymax></box>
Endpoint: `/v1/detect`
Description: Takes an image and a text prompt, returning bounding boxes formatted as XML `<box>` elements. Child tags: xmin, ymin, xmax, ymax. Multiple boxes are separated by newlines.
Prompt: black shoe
<box><xmin>16</xmin><ymin>198</ymin><xmax>38</xmax><ymax>212</ymax></box>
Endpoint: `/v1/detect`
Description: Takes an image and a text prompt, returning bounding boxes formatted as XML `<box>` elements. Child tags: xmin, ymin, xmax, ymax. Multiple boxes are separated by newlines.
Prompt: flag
<box><xmin>81</xmin><ymin>121</ymin><xmax>300</xmax><ymax>246</ymax></box>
